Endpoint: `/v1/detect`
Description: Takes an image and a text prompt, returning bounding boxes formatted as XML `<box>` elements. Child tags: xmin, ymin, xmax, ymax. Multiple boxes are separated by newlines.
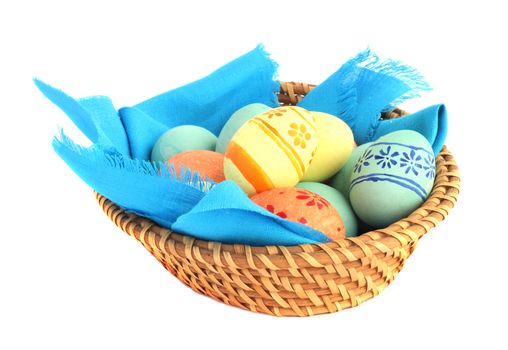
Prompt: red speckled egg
<box><xmin>167</xmin><ymin>150</ymin><xmax>225</xmax><ymax>183</ymax></box>
<box><xmin>251</xmin><ymin>188</ymin><xmax>345</xmax><ymax>240</ymax></box>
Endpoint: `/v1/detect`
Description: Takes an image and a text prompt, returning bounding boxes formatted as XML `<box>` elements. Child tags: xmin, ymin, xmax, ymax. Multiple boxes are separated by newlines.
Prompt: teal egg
<box><xmin>330</xmin><ymin>142</ymin><xmax>371</xmax><ymax>198</ymax></box>
<box><xmin>215</xmin><ymin>103</ymin><xmax>270</xmax><ymax>154</ymax></box>
<box><xmin>297</xmin><ymin>182</ymin><xmax>359</xmax><ymax>237</ymax></box>
<box><xmin>151</xmin><ymin>125</ymin><xmax>217</xmax><ymax>163</ymax></box>
<box><xmin>349</xmin><ymin>130</ymin><xmax>436</xmax><ymax>228</ymax></box>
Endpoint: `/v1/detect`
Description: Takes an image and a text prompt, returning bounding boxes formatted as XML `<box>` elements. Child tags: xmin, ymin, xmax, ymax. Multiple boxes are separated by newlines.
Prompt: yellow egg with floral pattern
<box><xmin>224</xmin><ymin>106</ymin><xmax>318</xmax><ymax>195</ymax></box>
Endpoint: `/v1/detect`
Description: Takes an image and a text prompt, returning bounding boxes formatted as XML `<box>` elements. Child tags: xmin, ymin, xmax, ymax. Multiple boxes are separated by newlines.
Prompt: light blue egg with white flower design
<box><xmin>349</xmin><ymin>130</ymin><xmax>436</xmax><ymax>228</ymax></box>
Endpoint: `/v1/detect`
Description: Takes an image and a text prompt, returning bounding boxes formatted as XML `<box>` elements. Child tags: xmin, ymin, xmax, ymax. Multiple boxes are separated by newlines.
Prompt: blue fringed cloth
<box><xmin>36</xmin><ymin>45</ymin><xmax>447</xmax><ymax>246</ymax></box>
<box><xmin>298</xmin><ymin>49</ymin><xmax>447</xmax><ymax>155</ymax></box>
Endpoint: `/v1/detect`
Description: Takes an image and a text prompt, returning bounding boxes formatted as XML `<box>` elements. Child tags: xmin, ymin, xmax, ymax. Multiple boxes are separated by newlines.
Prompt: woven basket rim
<box><xmin>95</xmin><ymin>81</ymin><xmax>460</xmax><ymax>267</ymax></box>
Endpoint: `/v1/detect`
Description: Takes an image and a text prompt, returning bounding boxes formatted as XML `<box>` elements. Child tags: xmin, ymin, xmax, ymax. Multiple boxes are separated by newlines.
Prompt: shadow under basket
<box><xmin>95</xmin><ymin>81</ymin><xmax>460</xmax><ymax>317</ymax></box>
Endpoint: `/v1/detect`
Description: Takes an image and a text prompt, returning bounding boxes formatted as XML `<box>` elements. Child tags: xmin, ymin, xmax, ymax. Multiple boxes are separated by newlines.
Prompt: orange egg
<box><xmin>251</xmin><ymin>188</ymin><xmax>345</xmax><ymax>240</ymax></box>
<box><xmin>167</xmin><ymin>150</ymin><xmax>225</xmax><ymax>183</ymax></box>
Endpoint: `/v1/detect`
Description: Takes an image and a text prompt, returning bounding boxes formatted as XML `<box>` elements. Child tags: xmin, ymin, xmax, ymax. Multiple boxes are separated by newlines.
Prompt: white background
<box><xmin>1</xmin><ymin>1</ymin><xmax>506</xmax><ymax>349</ymax></box>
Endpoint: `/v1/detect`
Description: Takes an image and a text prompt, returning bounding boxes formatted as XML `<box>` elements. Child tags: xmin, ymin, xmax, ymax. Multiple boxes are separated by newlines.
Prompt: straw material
<box><xmin>95</xmin><ymin>81</ymin><xmax>460</xmax><ymax>317</ymax></box>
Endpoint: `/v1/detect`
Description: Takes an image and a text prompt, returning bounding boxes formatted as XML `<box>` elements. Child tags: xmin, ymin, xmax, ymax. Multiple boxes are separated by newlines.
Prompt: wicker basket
<box><xmin>95</xmin><ymin>81</ymin><xmax>460</xmax><ymax>317</ymax></box>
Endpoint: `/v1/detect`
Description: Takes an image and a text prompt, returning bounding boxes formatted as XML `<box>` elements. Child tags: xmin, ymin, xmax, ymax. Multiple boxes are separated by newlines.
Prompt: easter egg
<box><xmin>167</xmin><ymin>150</ymin><xmax>225</xmax><ymax>183</ymax></box>
<box><xmin>151</xmin><ymin>125</ymin><xmax>217</xmax><ymax>163</ymax></box>
<box><xmin>216</xmin><ymin>103</ymin><xmax>270</xmax><ymax>154</ymax></box>
<box><xmin>251</xmin><ymin>187</ymin><xmax>345</xmax><ymax>240</ymax></box>
<box><xmin>301</xmin><ymin>112</ymin><xmax>355</xmax><ymax>182</ymax></box>
<box><xmin>349</xmin><ymin>130</ymin><xmax>436</xmax><ymax>228</ymax></box>
<box><xmin>330</xmin><ymin>142</ymin><xmax>372</xmax><ymax>197</ymax></box>
<box><xmin>297</xmin><ymin>182</ymin><xmax>358</xmax><ymax>237</ymax></box>
<box><xmin>224</xmin><ymin>106</ymin><xmax>318</xmax><ymax>195</ymax></box>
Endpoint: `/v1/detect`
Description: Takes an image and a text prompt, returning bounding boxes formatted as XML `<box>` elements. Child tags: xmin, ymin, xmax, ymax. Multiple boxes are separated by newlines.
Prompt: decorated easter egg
<box><xmin>330</xmin><ymin>142</ymin><xmax>372</xmax><ymax>197</ymax></box>
<box><xmin>151</xmin><ymin>125</ymin><xmax>217</xmax><ymax>163</ymax></box>
<box><xmin>301</xmin><ymin>112</ymin><xmax>355</xmax><ymax>182</ymax></box>
<box><xmin>297</xmin><ymin>182</ymin><xmax>358</xmax><ymax>237</ymax></box>
<box><xmin>349</xmin><ymin>130</ymin><xmax>436</xmax><ymax>228</ymax></box>
<box><xmin>216</xmin><ymin>103</ymin><xmax>271</xmax><ymax>154</ymax></box>
<box><xmin>251</xmin><ymin>187</ymin><xmax>345</xmax><ymax>240</ymax></box>
<box><xmin>167</xmin><ymin>150</ymin><xmax>225</xmax><ymax>183</ymax></box>
<box><xmin>224</xmin><ymin>106</ymin><xmax>318</xmax><ymax>195</ymax></box>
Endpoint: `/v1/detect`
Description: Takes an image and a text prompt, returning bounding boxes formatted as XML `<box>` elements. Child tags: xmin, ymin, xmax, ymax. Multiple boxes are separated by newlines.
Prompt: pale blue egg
<box><xmin>297</xmin><ymin>182</ymin><xmax>359</xmax><ymax>237</ymax></box>
<box><xmin>151</xmin><ymin>125</ymin><xmax>217</xmax><ymax>163</ymax></box>
<box><xmin>331</xmin><ymin>142</ymin><xmax>371</xmax><ymax>198</ymax></box>
<box><xmin>349</xmin><ymin>130</ymin><xmax>435</xmax><ymax>228</ymax></box>
<box><xmin>215</xmin><ymin>103</ymin><xmax>270</xmax><ymax>154</ymax></box>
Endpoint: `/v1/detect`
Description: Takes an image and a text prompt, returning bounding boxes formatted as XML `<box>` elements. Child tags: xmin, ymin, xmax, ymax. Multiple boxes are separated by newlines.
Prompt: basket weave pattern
<box><xmin>95</xmin><ymin>82</ymin><xmax>460</xmax><ymax>316</ymax></box>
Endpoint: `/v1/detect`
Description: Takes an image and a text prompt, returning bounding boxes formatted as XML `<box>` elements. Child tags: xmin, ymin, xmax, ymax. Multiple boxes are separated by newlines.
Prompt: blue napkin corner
<box><xmin>172</xmin><ymin>180</ymin><xmax>331</xmax><ymax>246</ymax></box>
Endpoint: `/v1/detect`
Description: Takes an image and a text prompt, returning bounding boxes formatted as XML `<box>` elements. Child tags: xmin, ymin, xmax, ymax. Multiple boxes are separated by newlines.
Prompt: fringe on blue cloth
<box><xmin>52</xmin><ymin>130</ymin><xmax>213</xmax><ymax>227</ymax></box>
<box><xmin>37</xmin><ymin>45</ymin><xmax>446</xmax><ymax>246</ymax></box>
<box><xmin>298</xmin><ymin>48</ymin><xmax>446</xmax><ymax>153</ymax></box>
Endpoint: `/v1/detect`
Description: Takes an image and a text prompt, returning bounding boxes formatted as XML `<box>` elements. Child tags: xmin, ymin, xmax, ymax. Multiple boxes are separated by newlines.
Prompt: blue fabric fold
<box><xmin>125</xmin><ymin>44</ymin><xmax>281</xmax><ymax>161</ymax></box>
<box><xmin>35</xmin><ymin>45</ymin><xmax>280</xmax><ymax>162</ymax></box>
<box><xmin>33</xmin><ymin>79</ymin><xmax>130</xmax><ymax>156</ymax></box>
<box><xmin>374</xmin><ymin>104</ymin><xmax>448</xmax><ymax>155</ymax></box>
<box><xmin>172</xmin><ymin>181</ymin><xmax>331</xmax><ymax>246</ymax></box>
<box><xmin>119</xmin><ymin>45</ymin><xmax>280</xmax><ymax>160</ymax></box>
<box><xmin>52</xmin><ymin>131</ymin><xmax>210</xmax><ymax>227</ymax></box>
<box><xmin>134</xmin><ymin>45</ymin><xmax>280</xmax><ymax>136</ymax></box>
<box><xmin>298</xmin><ymin>48</ymin><xmax>446</xmax><ymax>155</ymax></box>
<box><xmin>118</xmin><ymin>106</ymin><xmax>168</xmax><ymax>160</ymax></box>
